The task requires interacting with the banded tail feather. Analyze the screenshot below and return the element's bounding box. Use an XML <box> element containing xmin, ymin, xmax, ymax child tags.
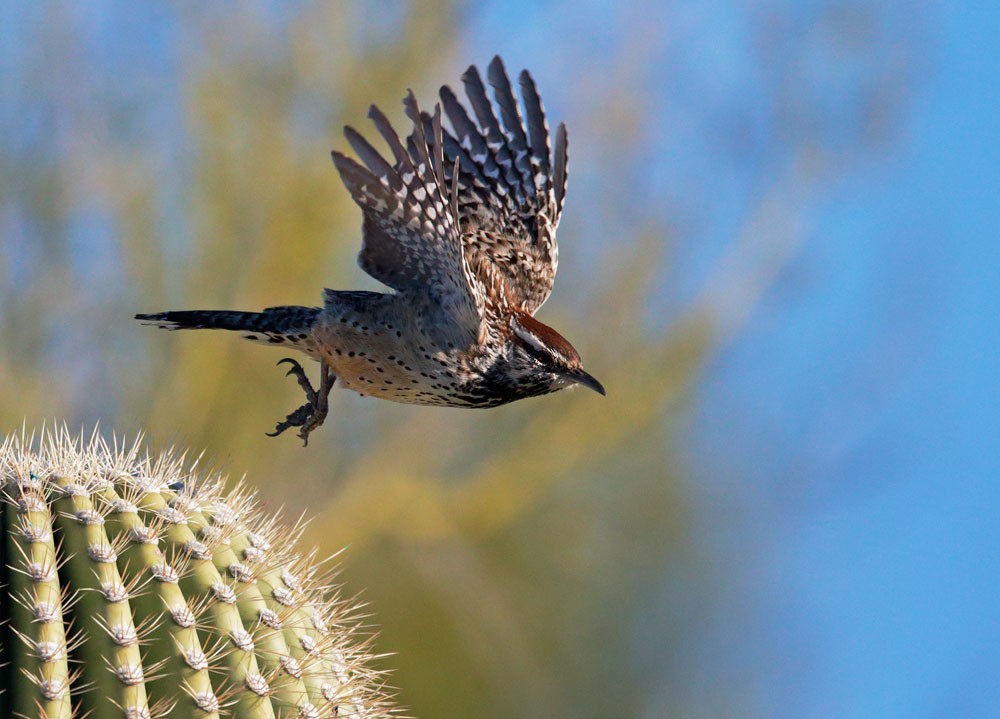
<box><xmin>135</xmin><ymin>306</ymin><xmax>320</xmax><ymax>348</ymax></box>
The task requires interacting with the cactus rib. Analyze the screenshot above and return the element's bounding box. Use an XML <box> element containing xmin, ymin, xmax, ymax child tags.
<box><xmin>0</xmin><ymin>428</ymin><xmax>396</xmax><ymax>719</ymax></box>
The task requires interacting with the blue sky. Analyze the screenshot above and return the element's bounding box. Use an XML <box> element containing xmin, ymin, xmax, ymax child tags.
<box><xmin>690</xmin><ymin>2</ymin><xmax>1000</xmax><ymax>716</ymax></box>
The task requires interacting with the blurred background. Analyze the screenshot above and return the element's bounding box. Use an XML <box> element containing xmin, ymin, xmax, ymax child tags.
<box><xmin>2</xmin><ymin>1</ymin><xmax>998</xmax><ymax>717</ymax></box>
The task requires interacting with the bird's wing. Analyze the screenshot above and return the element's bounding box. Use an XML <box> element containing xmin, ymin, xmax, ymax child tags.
<box><xmin>332</xmin><ymin>95</ymin><xmax>485</xmax><ymax>348</ymax></box>
<box><xmin>431</xmin><ymin>56</ymin><xmax>568</xmax><ymax>315</ymax></box>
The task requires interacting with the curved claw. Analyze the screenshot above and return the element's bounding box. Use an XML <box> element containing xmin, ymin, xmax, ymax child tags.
<box><xmin>276</xmin><ymin>357</ymin><xmax>317</xmax><ymax>402</ymax></box>
<box><xmin>266</xmin><ymin>360</ymin><xmax>336</xmax><ymax>446</ymax></box>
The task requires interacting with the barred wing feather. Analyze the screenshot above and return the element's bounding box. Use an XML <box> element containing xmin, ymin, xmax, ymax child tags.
<box><xmin>436</xmin><ymin>56</ymin><xmax>568</xmax><ymax>315</ymax></box>
<box><xmin>331</xmin><ymin>56</ymin><xmax>568</xmax><ymax>347</ymax></box>
<box><xmin>331</xmin><ymin>96</ymin><xmax>484</xmax><ymax>348</ymax></box>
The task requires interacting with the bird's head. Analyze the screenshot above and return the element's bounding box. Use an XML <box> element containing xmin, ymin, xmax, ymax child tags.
<box><xmin>505</xmin><ymin>312</ymin><xmax>606</xmax><ymax>397</ymax></box>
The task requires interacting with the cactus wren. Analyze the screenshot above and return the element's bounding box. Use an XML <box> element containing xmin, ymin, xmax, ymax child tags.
<box><xmin>137</xmin><ymin>56</ymin><xmax>605</xmax><ymax>444</ymax></box>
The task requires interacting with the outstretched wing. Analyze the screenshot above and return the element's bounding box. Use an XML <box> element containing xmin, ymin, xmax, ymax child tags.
<box><xmin>331</xmin><ymin>95</ymin><xmax>484</xmax><ymax>348</ymax></box>
<box><xmin>433</xmin><ymin>56</ymin><xmax>568</xmax><ymax>315</ymax></box>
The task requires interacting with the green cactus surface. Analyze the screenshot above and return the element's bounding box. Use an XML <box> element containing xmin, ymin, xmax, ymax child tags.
<box><xmin>0</xmin><ymin>428</ymin><xmax>395</xmax><ymax>719</ymax></box>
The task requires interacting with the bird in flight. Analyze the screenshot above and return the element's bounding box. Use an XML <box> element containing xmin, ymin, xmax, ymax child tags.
<box><xmin>137</xmin><ymin>56</ymin><xmax>604</xmax><ymax>445</ymax></box>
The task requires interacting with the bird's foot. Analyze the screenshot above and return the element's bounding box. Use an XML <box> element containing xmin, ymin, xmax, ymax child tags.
<box><xmin>266</xmin><ymin>358</ymin><xmax>335</xmax><ymax>446</ymax></box>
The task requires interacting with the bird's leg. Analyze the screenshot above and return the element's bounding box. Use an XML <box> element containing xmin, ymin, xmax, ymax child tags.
<box><xmin>267</xmin><ymin>358</ymin><xmax>336</xmax><ymax>446</ymax></box>
<box><xmin>267</xmin><ymin>359</ymin><xmax>317</xmax><ymax>440</ymax></box>
<box><xmin>296</xmin><ymin>362</ymin><xmax>334</xmax><ymax>445</ymax></box>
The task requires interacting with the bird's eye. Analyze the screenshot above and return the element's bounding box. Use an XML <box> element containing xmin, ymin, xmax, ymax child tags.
<box><xmin>520</xmin><ymin>340</ymin><xmax>552</xmax><ymax>364</ymax></box>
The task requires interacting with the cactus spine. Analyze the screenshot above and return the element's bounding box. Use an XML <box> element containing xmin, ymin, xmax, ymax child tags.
<box><xmin>0</xmin><ymin>428</ymin><xmax>394</xmax><ymax>719</ymax></box>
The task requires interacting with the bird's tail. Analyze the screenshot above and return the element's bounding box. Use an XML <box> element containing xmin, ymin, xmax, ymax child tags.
<box><xmin>135</xmin><ymin>306</ymin><xmax>321</xmax><ymax>350</ymax></box>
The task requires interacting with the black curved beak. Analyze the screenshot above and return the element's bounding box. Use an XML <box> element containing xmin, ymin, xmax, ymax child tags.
<box><xmin>566</xmin><ymin>368</ymin><xmax>606</xmax><ymax>396</ymax></box>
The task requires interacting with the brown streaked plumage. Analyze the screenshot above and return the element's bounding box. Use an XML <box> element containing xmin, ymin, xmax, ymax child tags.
<box><xmin>136</xmin><ymin>56</ymin><xmax>604</xmax><ymax>445</ymax></box>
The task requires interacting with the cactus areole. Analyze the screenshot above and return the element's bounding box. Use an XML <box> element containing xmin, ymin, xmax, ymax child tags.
<box><xmin>0</xmin><ymin>428</ymin><xmax>394</xmax><ymax>719</ymax></box>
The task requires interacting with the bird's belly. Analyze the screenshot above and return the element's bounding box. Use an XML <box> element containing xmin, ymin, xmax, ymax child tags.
<box><xmin>325</xmin><ymin>353</ymin><xmax>415</xmax><ymax>397</ymax></box>
<box><xmin>314</xmin><ymin>341</ymin><xmax>458</xmax><ymax>406</ymax></box>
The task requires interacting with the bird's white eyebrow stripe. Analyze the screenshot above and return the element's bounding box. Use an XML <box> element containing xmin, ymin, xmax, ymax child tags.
<box><xmin>511</xmin><ymin>317</ymin><xmax>571</xmax><ymax>362</ymax></box>
<box><xmin>511</xmin><ymin>318</ymin><xmax>546</xmax><ymax>352</ymax></box>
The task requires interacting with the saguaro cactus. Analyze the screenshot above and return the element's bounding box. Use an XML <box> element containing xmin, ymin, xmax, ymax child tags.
<box><xmin>0</xmin><ymin>428</ymin><xmax>395</xmax><ymax>719</ymax></box>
